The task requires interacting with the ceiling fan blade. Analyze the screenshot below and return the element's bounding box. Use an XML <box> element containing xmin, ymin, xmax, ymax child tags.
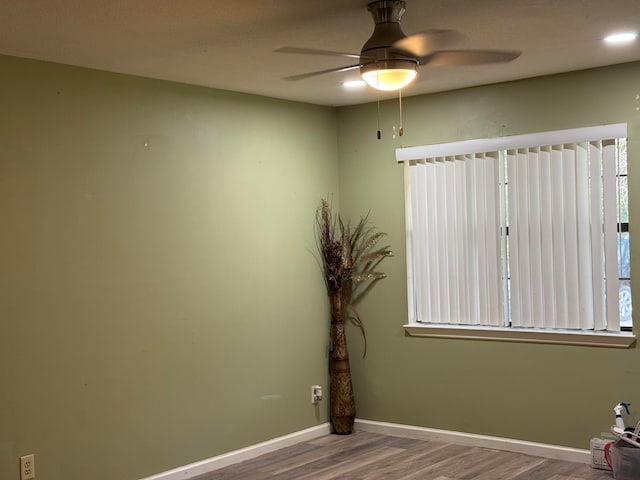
<box><xmin>420</xmin><ymin>50</ymin><xmax>521</xmax><ymax>67</ymax></box>
<box><xmin>392</xmin><ymin>30</ymin><xmax>462</xmax><ymax>57</ymax></box>
<box><xmin>283</xmin><ymin>64</ymin><xmax>362</xmax><ymax>81</ymax></box>
<box><xmin>275</xmin><ymin>46</ymin><xmax>362</xmax><ymax>60</ymax></box>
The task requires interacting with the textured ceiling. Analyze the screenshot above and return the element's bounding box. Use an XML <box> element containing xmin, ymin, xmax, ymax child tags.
<box><xmin>0</xmin><ymin>0</ymin><xmax>639</xmax><ymax>106</ymax></box>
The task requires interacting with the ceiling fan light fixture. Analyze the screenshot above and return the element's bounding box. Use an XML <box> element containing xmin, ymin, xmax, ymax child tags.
<box><xmin>276</xmin><ymin>0</ymin><xmax>521</xmax><ymax>94</ymax></box>
<box><xmin>360</xmin><ymin>60</ymin><xmax>417</xmax><ymax>91</ymax></box>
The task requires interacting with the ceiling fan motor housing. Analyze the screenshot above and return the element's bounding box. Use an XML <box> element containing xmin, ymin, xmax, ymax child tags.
<box><xmin>360</xmin><ymin>0</ymin><xmax>417</xmax><ymax>75</ymax></box>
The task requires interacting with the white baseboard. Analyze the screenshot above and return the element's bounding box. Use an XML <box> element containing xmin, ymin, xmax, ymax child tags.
<box><xmin>355</xmin><ymin>419</ymin><xmax>591</xmax><ymax>464</ymax></box>
<box><xmin>139</xmin><ymin>423</ymin><xmax>331</xmax><ymax>480</ymax></box>
<box><xmin>140</xmin><ymin>418</ymin><xmax>591</xmax><ymax>479</ymax></box>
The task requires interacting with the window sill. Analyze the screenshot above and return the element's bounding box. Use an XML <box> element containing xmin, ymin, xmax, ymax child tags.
<box><xmin>403</xmin><ymin>323</ymin><xmax>636</xmax><ymax>348</ymax></box>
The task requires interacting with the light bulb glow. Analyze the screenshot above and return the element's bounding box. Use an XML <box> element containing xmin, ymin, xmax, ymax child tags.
<box><xmin>361</xmin><ymin>68</ymin><xmax>417</xmax><ymax>91</ymax></box>
<box><xmin>342</xmin><ymin>80</ymin><xmax>367</xmax><ymax>88</ymax></box>
<box><xmin>604</xmin><ymin>32</ymin><xmax>638</xmax><ymax>44</ymax></box>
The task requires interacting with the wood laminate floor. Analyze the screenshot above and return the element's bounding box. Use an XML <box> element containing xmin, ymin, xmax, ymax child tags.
<box><xmin>193</xmin><ymin>431</ymin><xmax>614</xmax><ymax>480</ymax></box>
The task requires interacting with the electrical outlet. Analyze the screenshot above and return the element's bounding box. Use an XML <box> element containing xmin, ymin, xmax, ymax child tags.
<box><xmin>311</xmin><ymin>385</ymin><xmax>323</xmax><ymax>404</ymax></box>
<box><xmin>20</xmin><ymin>454</ymin><xmax>35</xmax><ymax>480</ymax></box>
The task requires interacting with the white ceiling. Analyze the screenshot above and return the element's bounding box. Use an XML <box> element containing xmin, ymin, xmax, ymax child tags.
<box><xmin>1</xmin><ymin>0</ymin><xmax>639</xmax><ymax>107</ymax></box>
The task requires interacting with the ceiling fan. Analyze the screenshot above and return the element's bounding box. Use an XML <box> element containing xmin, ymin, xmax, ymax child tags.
<box><xmin>275</xmin><ymin>0</ymin><xmax>521</xmax><ymax>91</ymax></box>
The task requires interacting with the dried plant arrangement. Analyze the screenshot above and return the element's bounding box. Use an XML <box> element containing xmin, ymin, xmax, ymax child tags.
<box><xmin>315</xmin><ymin>198</ymin><xmax>392</xmax><ymax>434</ymax></box>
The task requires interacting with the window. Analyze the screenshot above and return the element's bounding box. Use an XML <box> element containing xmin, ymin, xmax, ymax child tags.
<box><xmin>617</xmin><ymin>139</ymin><xmax>631</xmax><ymax>328</ymax></box>
<box><xmin>397</xmin><ymin>125</ymin><xmax>632</xmax><ymax>343</ymax></box>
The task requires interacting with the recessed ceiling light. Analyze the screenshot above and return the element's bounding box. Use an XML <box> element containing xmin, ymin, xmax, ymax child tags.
<box><xmin>604</xmin><ymin>32</ymin><xmax>638</xmax><ymax>44</ymax></box>
<box><xmin>342</xmin><ymin>80</ymin><xmax>367</xmax><ymax>88</ymax></box>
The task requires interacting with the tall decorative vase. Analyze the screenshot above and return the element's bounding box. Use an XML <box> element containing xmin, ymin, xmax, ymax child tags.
<box><xmin>329</xmin><ymin>290</ymin><xmax>355</xmax><ymax>434</ymax></box>
<box><xmin>315</xmin><ymin>198</ymin><xmax>391</xmax><ymax>436</ymax></box>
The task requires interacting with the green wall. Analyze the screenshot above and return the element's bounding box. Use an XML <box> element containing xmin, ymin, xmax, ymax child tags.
<box><xmin>0</xmin><ymin>55</ymin><xmax>337</xmax><ymax>480</ymax></box>
<box><xmin>337</xmin><ymin>62</ymin><xmax>640</xmax><ymax>449</ymax></box>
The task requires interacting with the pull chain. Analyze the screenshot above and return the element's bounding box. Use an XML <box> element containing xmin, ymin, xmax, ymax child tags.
<box><xmin>398</xmin><ymin>88</ymin><xmax>404</xmax><ymax>137</ymax></box>
<box><xmin>376</xmin><ymin>87</ymin><xmax>381</xmax><ymax>140</ymax></box>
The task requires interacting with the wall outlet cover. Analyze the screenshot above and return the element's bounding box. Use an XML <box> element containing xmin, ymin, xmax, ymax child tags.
<box><xmin>20</xmin><ymin>454</ymin><xmax>35</xmax><ymax>480</ymax></box>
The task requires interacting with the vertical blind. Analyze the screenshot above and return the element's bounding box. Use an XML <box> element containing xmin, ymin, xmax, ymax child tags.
<box><xmin>400</xmin><ymin>125</ymin><xmax>626</xmax><ymax>331</ymax></box>
<box><xmin>407</xmin><ymin>153</ymin><xmax>503</xmax><ymax>326</ymax></box>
